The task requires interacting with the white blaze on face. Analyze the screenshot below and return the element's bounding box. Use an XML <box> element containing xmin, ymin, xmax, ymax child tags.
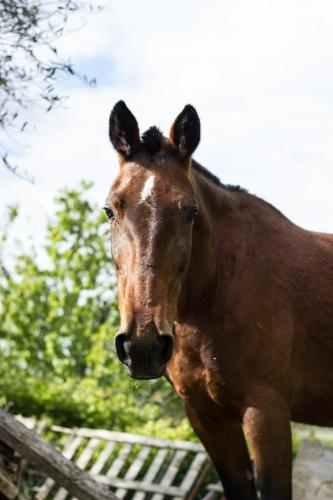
<box><xmin>138</xmin><ymin>174</ymin><xmax>157</xmax><ymax>264</ymax></box>
<box><xmin>140</xmin><ymin>175</ymin><xmax>155</xmax><ymax>203</ymax></box>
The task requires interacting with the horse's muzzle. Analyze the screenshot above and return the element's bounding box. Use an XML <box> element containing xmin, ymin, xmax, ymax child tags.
<box><xmin>114</xmin><ymin>328</ymin><xmax>174</xmax><ymax>380</ymax></box>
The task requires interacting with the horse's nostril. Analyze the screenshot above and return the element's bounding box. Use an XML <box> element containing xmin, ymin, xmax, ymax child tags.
<box><xmin>115</xmin><ymin>329</ymin><xmax>174</xmax><ymax>376</ymax></box>
<box><xmin>115</xmin><ymin>332</ymin><xmax>131</xmax><ymax>365</ymax></box>
<box><xmin>160</xmin><ymin>333</ymin><xmax>174</xmax><ymax>364</ymax></box>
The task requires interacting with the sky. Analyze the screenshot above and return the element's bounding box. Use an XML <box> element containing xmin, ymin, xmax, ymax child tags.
<box><xmin>1</xmin><ymin>0</ymin><xmax>333</xmax><ymax>255</ymax></box>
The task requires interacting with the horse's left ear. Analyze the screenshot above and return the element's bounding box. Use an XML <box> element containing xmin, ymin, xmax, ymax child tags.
<box><xmin>169</xmin><ymin>105</ymin><xmax>200</xmax><ymax>159</ymax></box>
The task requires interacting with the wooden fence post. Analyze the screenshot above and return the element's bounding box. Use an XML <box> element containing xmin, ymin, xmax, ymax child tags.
<box><xmin>0</xmin><ymin>408</ymin><xmax>117</xmax><ymax>500</ymax></box>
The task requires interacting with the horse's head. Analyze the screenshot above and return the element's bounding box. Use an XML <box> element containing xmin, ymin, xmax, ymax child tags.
<box><xmin>105</xmin><ymin>101</ymin><xmax>200</xmax><ymax>379</ymax></box>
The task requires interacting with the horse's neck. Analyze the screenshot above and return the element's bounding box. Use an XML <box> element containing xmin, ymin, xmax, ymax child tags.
<box><xmin>178</xmin><ymin>167</ymin><xmax>289</xmax><ymax>323</ymax></box>
<box><xmin>178</xmin><ymin>170</ymin><xmax>240</xmax><ymax>320</ymax></box>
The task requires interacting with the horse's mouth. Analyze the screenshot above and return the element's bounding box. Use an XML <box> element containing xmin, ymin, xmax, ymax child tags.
<box><xmin>127</xmin><ymin>366</ymin><xmax>166</xmax><ymax>380</ymax></box>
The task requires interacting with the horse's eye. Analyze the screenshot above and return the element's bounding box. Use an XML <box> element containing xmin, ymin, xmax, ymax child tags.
<box><xmin>103</xmin><ymin>206</ymin><xmax>115</xmax><ymax>220</ymax></box>
<box><xmin>186</xmin><ymin>207</ymin><xmax>199</xmax><ymax>221</ymax></box>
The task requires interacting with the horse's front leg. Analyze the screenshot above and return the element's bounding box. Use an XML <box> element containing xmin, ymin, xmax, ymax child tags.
<box><xmin>185</xmin><ymin>404</ymin><xmax>258</xmax><ymax>500</ymax></box>
<box><xmin>243</xmin><ymin>388</ymin><xmax>292</xmax><ymax>500</ymax></box>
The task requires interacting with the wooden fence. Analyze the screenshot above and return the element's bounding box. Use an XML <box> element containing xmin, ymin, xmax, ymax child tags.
<box><xmin>18</xmin><ymin>417</ymin><xmax>214</xmax><ymax>499</ymax></box>
<box><xmin>1</xmin><ymin>411</ymin><xmax>332</xmax><ymax>499</ymax></box>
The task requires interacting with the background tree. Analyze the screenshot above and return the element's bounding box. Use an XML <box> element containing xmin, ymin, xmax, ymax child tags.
<box><xmin>0</xmin><ymin>0</ymin><xmax>99</xmax><ymax>181</ymax></box>
<box><xmin>0</xmin><ymin>183</ymin><xmax>190</xmax><ymax>438</ymax></box>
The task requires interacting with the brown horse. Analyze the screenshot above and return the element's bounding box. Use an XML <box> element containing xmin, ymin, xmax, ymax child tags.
<box><xmin>105</xmin><ymin>101</ymin><xmax>333</xmax><ymax>500</ymax></box>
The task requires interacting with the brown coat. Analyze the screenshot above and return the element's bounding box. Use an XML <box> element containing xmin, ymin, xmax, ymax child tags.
<box><xmin>106</xmin><ymin>101</ymin><xmax>333</xmax><ymax>500</ymax></box>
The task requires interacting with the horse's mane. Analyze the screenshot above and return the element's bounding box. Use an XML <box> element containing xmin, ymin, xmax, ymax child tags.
<box><xmin>141</xmin><ymin>126</ymin><xmax>247</xmax><ymax>194</ymax></box>
<box><xmin>191</xmin><ymin>160</ymin><xmax>247</xmax><ymax>194</ymax></box>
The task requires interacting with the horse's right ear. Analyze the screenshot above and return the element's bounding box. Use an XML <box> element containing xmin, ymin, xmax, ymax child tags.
<box><xmin>109</xmin><ymin>101</ymin><xmax>141</xmax><ymax>158</ymax></box>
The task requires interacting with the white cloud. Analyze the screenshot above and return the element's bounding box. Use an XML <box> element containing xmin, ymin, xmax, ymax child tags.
<box><xmin>1</xmin><ymin>0</ymin><xmax>333</xmax><ymax>255</ymax></box>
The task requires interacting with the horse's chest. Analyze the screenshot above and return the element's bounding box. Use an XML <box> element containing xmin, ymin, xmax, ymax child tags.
<box><xmin>167</xmin><ymin>342</ymin><xmax>235</xmax><ymax>413</ymax></box>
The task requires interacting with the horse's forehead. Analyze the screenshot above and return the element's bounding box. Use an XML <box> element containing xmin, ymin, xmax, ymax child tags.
<box><xmin>111</xmin><ymin>164</ymin><xmax>157</xmax><ymax>199</ymax></box>
<box><xmin>111</xmin><ymin>163</ymin><xmax>143</xmax><ymax>191</ymax></box>
<box><xmin>110</xmin><ymin>161</ymin><xmax>190</xmax><ymax>201</ymax></box>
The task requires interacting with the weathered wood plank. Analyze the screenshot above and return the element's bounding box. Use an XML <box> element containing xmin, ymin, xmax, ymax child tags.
<box><xmin>132</xmin><ymin>448</ymin><xmax>169</xmax><ymax>500</ymax></box>
<box><xmin>93</xmin><ymin>475</ymin><xmax>187</xmax><ymax>496</ymax></box>
<box><xmin>116</xmin><ymin>446</ymin><xmax>151</xmax><ymax>498</ymax></box>
<box><xmin>0</xmin><ymin>409</ymin><xmax>116</xmax><ymax>500</ymax></box>
<box><xmin>293</xmin><ymin>440</ymin><xmax>333</xmax><ymax>500</ymax></box>
<box><xmin>76</xmin><ymin>438</ymin><xmax>100</xmax><ymax>470</ymax></box>
<box><xmin>55</xmin><ymin>438</ymin><xmax>100</xmax><ymax>500</ymax></box>
<box><xmin>185</xmin><ymin>461</ymin><xmax>214</xmax><ymax>500</ymax></box>
<box><xmin>107</xmin><ymin>443</ymin><xmax>132</xmax><ymax>478</ymax></box>
<box><xmin>152</xmin><ymin>450</ymin><xmax>186</xmax><ymax>500</ymax></box>
<box><xmin>89</xmin><ymin>442</ymin><xmax>116</xmax><ymax>475</ymax></box>
<box><xmin>51</xmin><ymin>425</ymin><xmax>203</xmax><ymax>452</ymax></box>
<box><xmin>200</xmin><ymin>491</ymin><xmax>220</xmax><ymax>500</ymax></box>
<box><xmin>0</xmin><ymin>469</ymin><xmax>18</xmax><ymax>499</ymax></box>
<box><xmin>206</xmin><ymin>483</ymin><xmax>223</xmax><ymax>492</ymax></box>
<box><xmin>36</xmin><ymin>435</ymin><xmax>83</xmax><ymax>500</ymax></box>
<box><xmin>177</xmin><ymin>452</ymin><xmax>209</xmax><ymax>499</ymax></box>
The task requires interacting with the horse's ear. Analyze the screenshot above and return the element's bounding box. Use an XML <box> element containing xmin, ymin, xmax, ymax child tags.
<box><xmin>109</xmin><ymin>101</ymin><xmax>141</xmax><ymax>158</ymax></box>
<box><xmin>169</xmin><ymin>105</ymin><xmax>200</xmax><ymax>159</ymax></box>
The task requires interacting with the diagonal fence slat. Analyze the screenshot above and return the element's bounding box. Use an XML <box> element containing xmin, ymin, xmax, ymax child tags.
<box><xmin>176</xmin><ymin>451</ymin><xmax>209</xmax><ymax>499</ymax></box>
<box><xmin>152</xmin><ymin>450</ymin><xmax>187</xmax><ymax>500</ymax></box>
<box><xmin>115</xmin><ymin>446</ymin><xmax>151</xmax><ymax>498</ymax></box>
<box><xmin>106</xmin><ymin>443</ymin><xmax>132</xmax><ymax>478</ymax></box>
<box><xmin>53</xmin><ymin>486</ymin><xmax>69</xmax><ymax>500</ymax></box>
<box><xmin>89</xmin><ymin>441</ymin><xmax>116</xmax><ymax>475</ymax></box>
<box><xmin>54</xmin><ymin>438</ymin><xmax>100</xmax><ymax>500</ymax></box>
<box><xmin>35</xmin><ymin>435</ymin><xmax>83</xmax><ymax>500</ymax></box>
<box><xmin>132</xmin><ymin>448</ymin><xmax>169</xmax><ymax>500</ymax></box>
<box><xmin>75</xmin><ymin>438</ymin><xmax>100</xmax><ymax>469</ymax></box>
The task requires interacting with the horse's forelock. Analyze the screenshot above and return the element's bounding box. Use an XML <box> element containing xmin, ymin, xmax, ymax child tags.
<box><xmin>141</xmin><ymin>126</ymin><xmax>163</xmax><ymax>155</ymax></box>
